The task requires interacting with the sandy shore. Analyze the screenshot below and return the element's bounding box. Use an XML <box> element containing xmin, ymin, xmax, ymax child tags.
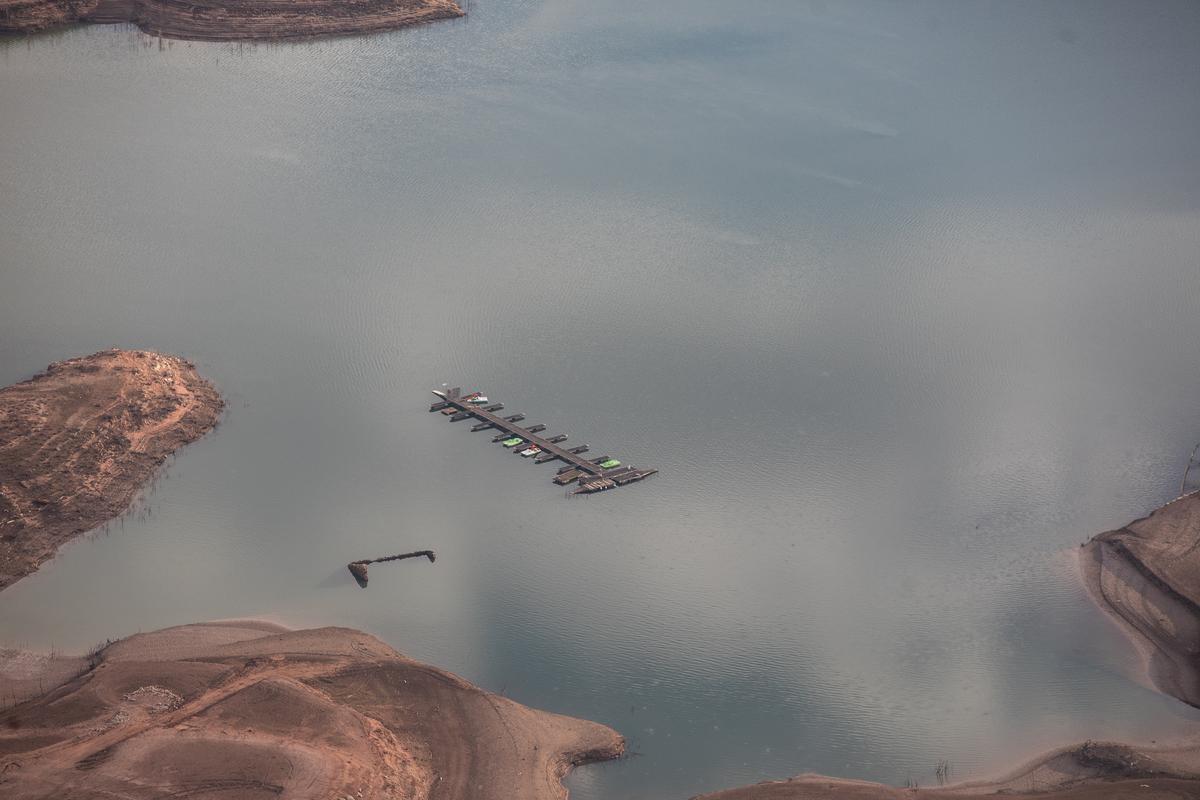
<box><xmin>0</xmin><ymin>621</ymin><xmax>623</xmax><ymax>799</ymax></box>
<box><xmin>0</xmin><ymin>349</ymin><xmax>222</xmax><ymax>592</ymax></box>
<box><xmin>0</xmin><ymin>0</ymin><xmax>462</xmax><ymax>41</ymax></box>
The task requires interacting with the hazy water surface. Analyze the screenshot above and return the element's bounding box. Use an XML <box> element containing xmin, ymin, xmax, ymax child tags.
<box><xmin>3</xmin><ymin>2</ymin><xmax>1200</xmax><ymax>797</ymax></box>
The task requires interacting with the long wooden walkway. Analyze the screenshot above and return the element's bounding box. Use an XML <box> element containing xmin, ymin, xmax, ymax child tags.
<box><xmin>433</xmin><ymin>388</ymin><xmax>605</xmax><ymax>477</ymax></box>
<box><xmin>430</xmin><ymin>387</ymin><xmax>656</xmax><ymax>493</ymax></box>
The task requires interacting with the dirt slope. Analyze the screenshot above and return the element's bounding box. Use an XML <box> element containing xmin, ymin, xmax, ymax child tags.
<box><xmin>0</xmin><ymin>349</ymin><xmax>222</xmax><ymax>591</ymax></box>
<box><xmin>0</xmin><ymin>622</ymin><xmax>624</xmax><ymax>799</ymax></box>
<box><xmin>1081</xmin><ymin>492</ymin><xmax>1200</xmax><ymax>708</ymax></box>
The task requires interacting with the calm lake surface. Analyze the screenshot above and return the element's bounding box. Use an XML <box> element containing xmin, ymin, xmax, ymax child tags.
<box><xmin>3</xmin><ymin>1</ymin><xmax>1200</xmax><ymax>796</ymax></box>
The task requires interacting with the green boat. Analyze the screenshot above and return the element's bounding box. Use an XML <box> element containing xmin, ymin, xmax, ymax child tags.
<box><xmin>501</xmin><ymin>437</ymin><xmax>524</xmax><ymax>447</ymax></box>
<box><xmin>599</xmin><ymin>458</ymin><xmax>621</xmax><ymax>469</ymax></box>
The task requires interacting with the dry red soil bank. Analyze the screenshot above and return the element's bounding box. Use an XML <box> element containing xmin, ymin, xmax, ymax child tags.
<box><xmin>0</xmin><ymin>0</ymin><xmax>461</xmax><ymax>41</ymax></box>
<box><xmin>0</xmin><ymin>349</ymin><xmax>222</xmax><ymax>591</ymax></box>
<box><xmin>0</xmin><ymin>622</ymin><xmax>624</xmax><ymax>800</ymax></box>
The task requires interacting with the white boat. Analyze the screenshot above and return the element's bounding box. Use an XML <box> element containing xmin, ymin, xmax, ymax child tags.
<box><xmin>520</xmin><ymin>446</ymin><xmax>541</xmax><ymax>457</ymax></box>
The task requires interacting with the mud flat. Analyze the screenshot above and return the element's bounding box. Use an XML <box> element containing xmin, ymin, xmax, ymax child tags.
<box><xmin>0</xmin><ymin>0</ymin><xmax>462</xmax><ymax>41</ymax></box>
<box><xmin>0</xmin><ymin>621</ymin><xmax>624</xmax><ymax>799</ymax></box>
<box><xmin>0</xmin><ymin>349</ymin><xmax>222</xmax><ymax>592</ymax></box>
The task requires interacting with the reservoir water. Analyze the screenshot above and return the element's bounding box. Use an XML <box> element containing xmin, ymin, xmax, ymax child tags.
<box><xmin>3</xmin><ymin>1</ymin><xmax>1200</xmax><ymax>796</ymax></box>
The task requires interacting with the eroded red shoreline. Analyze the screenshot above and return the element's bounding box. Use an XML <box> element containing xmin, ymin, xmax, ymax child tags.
<box><xmin>0</xmin><ymin>0</ymin><xmax>462</xmax><ymax>41</ymax></box>
<box><xmin>0</xmin><ymin>349</ymin><xmax>222</xmax><ymax>591</ymax></box>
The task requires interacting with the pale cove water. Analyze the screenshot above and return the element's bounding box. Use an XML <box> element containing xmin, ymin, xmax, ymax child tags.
<box><xmin>3</xmin><ymin>1</ymin><xmax>1200</xmax><ymax>797</ymax></box>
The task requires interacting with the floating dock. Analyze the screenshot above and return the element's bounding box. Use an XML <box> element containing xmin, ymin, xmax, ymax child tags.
<box><xmin>430</xmin><ymin>387</ymin><xmax>656</xmax><ymax>493</ymax></box>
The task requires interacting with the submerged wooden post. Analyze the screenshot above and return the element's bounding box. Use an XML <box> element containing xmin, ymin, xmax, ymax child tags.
<box><xmin>348</xmin><ymin>550</ymin><xmax>436</xmax><ymax>588</ymax></box>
